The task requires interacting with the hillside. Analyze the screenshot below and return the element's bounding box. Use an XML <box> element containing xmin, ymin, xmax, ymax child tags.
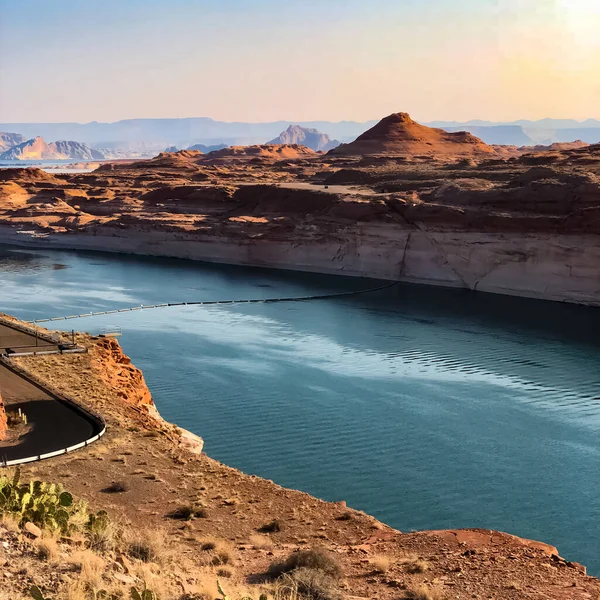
<box><xmin>330</xmin><ymin>113</ymin><xmax>497</xmax><ymax>157</ymax></box>
<box><xmin>268</xmin><ymin>125</ymin><xmax>340</xmax><ymax>152</ymax></box>
<box><xmin>0</xmin><ymin>325</ymin><xmax>596</xmax><ymax>599</ymax></box>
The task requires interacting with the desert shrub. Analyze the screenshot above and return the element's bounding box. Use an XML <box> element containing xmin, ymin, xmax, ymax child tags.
<box><xmin>370</xmin><ymin>554</ymin><xmax>392</xmax><ymax>573</ymax></box>
<box><xmin>35</xmin><ymin>537</ymin><xmax>58</xmax><ymax>562</ymax></box>
<box><xmin>86</xmin><ymin>510</ymin><xmax>118</xmax><ymax>553</ymax></box>
<box><xmin>258</xmin><ymin>519</ymin><xmax>282</xmax><ymax>533</ymax></box>
<box><xmin>127</xmin><ymin>530</ymin><xmax>167</xmax><ymax>564</ymax></box>
<box><xmin>129</xmin><ymin>540</ymin><xmax>157</xmax><ymax>563</ymax></box>
<box><xmin>280</xmin><ymin>568</ymin><xmax>342</xmax><ymax>600</ymax></box>
<box><xmin>268</xmin><ymin>548</ymin><xmax>343</xmax><ymax>580</ymax></box>
<box><xmin>166</xmin><ymin>503</ymin><xmax>206</xmax><ymax>520</ymax></box>
<box><xmin>102</xmin><ymin>480</ymin><xmax>129</xmax><ymax>494</ymax></box>
<box><xmin>399</xmin><ymin>554</ymin><xmax>429</xmax><ymax>574</ymax></box>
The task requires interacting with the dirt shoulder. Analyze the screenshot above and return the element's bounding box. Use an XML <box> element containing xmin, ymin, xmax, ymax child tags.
<box><xmin>1</xmin><ymin>328</ymin><xmax>598</xmax><ymax>599</ymax></box>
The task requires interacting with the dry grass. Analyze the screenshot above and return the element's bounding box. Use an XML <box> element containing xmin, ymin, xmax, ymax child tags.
<box><xmin>249</xmin><ymin>533</ymin><xmax>274</xmax><ymax>550</ymax></box>
<box><xmin>69</xmin><ymin>549</ymin><xmax>106</xmax><ymax>588</ymax></box>
<box><xmin>399</xmin><ymin>553</ymin><xmax>430</xmax><ymax>574</ymax></box>
<box><xmin>34</xmin><ymin>537</ymin><xmax>59</xmax><ymax>562</ymax></box>
<box><xmin>198</xmin><ymin>536</ymin><xmax>235</xmax><ymax>566</ymax></box>
<box><xmin>0</xmin><ymin>513</ymin><xmax>21</xmax><ymax>532</ymax></box>
<box><xmin>126</xmin><ymin>528</ymin><xmax>169</xmax><ymax>564</ymax></box>
<box><xmin>404</xmin><ymin>584</ymin><xmax>445</xmax><ymax>600</ymax></box>
<box><xmin>370</xmin><ymin>554</ymin><xmax>392</xmax><ymax>574</ymax></box>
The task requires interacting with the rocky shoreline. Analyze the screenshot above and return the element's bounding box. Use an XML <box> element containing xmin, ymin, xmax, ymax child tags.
<box><xmin>1</xmin><ymin>224</ymin><xmax>599</xmax><ymax>306</ymax></box>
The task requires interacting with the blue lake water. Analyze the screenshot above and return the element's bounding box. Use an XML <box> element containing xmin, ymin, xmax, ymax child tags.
<box><xmin>1</xmin><ymin>244</ymin><xmax>600</xmax><ymax>572</ymax></box>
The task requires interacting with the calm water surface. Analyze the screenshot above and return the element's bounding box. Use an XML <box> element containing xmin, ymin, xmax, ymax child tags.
<box><xmin>1</xmin><ymin>245</ymin><xmax>600</xmax><ymax>572</ymax></box>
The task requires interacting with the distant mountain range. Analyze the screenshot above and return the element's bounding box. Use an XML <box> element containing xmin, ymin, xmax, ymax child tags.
<box><xmin>0</xmin><ymin>136</ymin><xmax>103</xmax><ymax>160</ymax></box>
<box><xmin>187</xmin><ymin>143</ymin><xmax>229</xmax><ymax>153</ymax></box>
<box><xmin>0</xmin><ymin>117</ymin><xmax>598</xmax><ymax>159</ymax></box>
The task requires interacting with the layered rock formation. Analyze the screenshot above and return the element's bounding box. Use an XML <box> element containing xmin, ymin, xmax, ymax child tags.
<box><xmin>0</xmin><ymin>113</ymin><xmax>599</xmax><ymax>305</ymax></box>
<box><xmin>0</xmin><ymin>136</ymin><xmax>104</xmax><ymax>160</ymax></box>
<box><xmin>267</xmin><ymin>124</ymin><xmax>340</xmax><ymax>151</ymax></box>
<box><xmin>331</xmin><ymin>112</ymin><xmax>497</xmax><ymax>157</ymax></box>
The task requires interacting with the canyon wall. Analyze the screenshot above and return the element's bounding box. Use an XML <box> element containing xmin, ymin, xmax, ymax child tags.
<box><xmin>2</xmin><ymin>225</ymin><xmax>598</xmax><ymax>306</ymax></box>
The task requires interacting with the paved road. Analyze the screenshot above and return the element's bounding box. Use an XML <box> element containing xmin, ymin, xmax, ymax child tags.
<box><xmin>0</xmin><ymin>363</ymin><xmax>100</xmax><ymax>462</ymax></box>
<box><xmin>0</xmin><ymin>322</ymin><xmax>60</xmax><ymax>354</ymax></box>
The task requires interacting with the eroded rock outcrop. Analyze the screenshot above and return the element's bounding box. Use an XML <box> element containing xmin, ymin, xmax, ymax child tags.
<box><xmin>91</xmin><ymin>337</ymin><xmax>155</xmax><ymax>416</ymax></box>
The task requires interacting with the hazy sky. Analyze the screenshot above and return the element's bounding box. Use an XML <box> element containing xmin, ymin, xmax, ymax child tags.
<box><xmin>1</xmin><ymin>0</ymin><xmax>598</xmax><ymax>123</ymax></box>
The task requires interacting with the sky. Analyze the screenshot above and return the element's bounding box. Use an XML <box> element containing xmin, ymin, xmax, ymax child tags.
<box><xmin>0</xmin><ymin>0</ymin><xmax>599</xmax><ymax>124</ymax></box>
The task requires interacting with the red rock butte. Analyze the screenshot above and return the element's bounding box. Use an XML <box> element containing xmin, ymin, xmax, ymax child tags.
<box><xmin>330</xmin><ymin>112</ymin><xmax>496</xmax><ymax>157</ymax></box>
<box><xmin>202</xmin><ymin>144</ymin><xmax>316</xmax><ymax>160</ymax></box>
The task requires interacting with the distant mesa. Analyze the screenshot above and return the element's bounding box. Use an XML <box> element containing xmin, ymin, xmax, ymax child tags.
<box><xmin>267</xmin><ymin>125</ymin><xmax>340</xmax><ymax>152</ymax></box>
<box><xmin>187</xmin><ymin>143</ymin><xmax>228</xmax><ymax>153</ymax></box>
<box><xmin>0</xmin><ymin>136</ymin><xmax>104</xmax><ymax>160</ymax></box>
<box><xmin>330</xmin><ymin>112</ymin><xmax>496</xmax><ymax>157</ymax></box>
<box><xmin>529</xmin><ymin>140</ymin><xmax>590</xmax><ymax>152</ymax></box>
<box><xmin>164</xmin><ymin>145</ymin><xmax>179</xmax><ymax>153</ymax></box>
<box><xmin>200</xmin><ymin>144</ymin><xmax>316</xmax><ymax>161</ymax></box>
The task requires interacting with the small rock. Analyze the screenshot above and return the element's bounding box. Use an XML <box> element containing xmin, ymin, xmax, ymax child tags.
<box><xmin>23</xmin><ymin>523</ymin><xmax>42</xmax><ymax>539</ymax></box>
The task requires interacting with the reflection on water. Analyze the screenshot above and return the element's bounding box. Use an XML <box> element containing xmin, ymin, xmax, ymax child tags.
<box><xmin>0</xmin><ymin>248</ymin><xmax>68</xmax><ymax>274</ymax></box>
<box><xmin>1</xmin><ymin>244</ymin><xmax>600</xmax><ymax>573</ymax></box>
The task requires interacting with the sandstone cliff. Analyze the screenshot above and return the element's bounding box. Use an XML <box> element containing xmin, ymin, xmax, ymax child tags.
<box><xmin>267</xmin><ymin>124</ymin><xmax>340</xmax><ymax>151</ymax></box>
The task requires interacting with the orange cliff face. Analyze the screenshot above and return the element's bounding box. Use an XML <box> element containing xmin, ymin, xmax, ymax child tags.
<box><xmin>91</xmin><ymin>337</ymin><xmax>155</xmax><ymax>416</ymax></box>
<box><xmin>330</xmin><ymin>112</ymin><xmax>497</xmax><ymax>157</ymax></box>
<box><xmin>0</xmin><ymin>389</ymin><xmax>7</xmax><ymax>441</ymax></box>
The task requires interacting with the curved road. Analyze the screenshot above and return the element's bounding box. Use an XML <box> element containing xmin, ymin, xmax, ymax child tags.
<box><xmin>0</xmin><ymin>363</ymin><xmax>101</xmax><ymax>463</ymax></box>
<box><xmin>0</xmin><ymin>320</ymin><xmax>101</xmax><ymax>464</ymax></box>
